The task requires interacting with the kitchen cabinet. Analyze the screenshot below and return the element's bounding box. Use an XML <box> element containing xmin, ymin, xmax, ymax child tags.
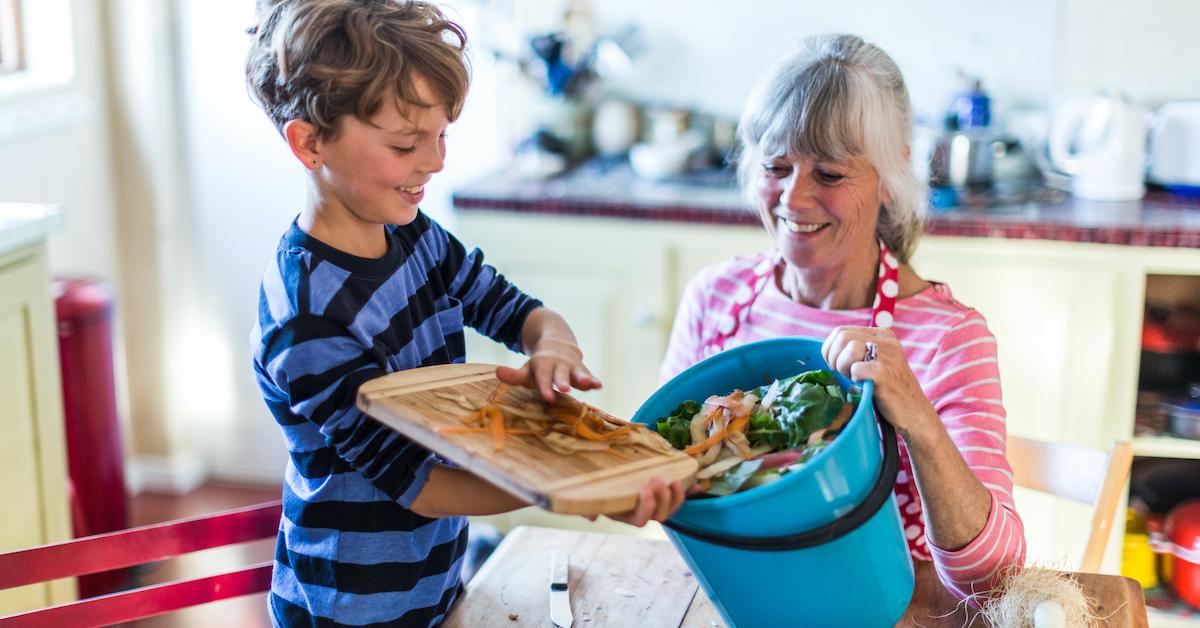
<box><xmin>0</xmin><ymin>205</ymin><xmax>74</xmax><ymax>614</ymax></box>
<box><xmin>455</xmin><ymin>208</ymin><xmax>1200</xmax><ymax>574</ymax></box>
<box><xmin>914</xmin><ymin>237</ymin><xmax>1200</xmax><ymax>580</ymax></box>
<box><xmin>914</xmin><ymin>237</ymin><xmax>1144</xmax><ymax>451</ymax></box>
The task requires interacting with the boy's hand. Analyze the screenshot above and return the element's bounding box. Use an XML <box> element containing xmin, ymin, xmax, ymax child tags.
<box><xmin>584</xmin><ymin>477</ymin><xmax>686</xmax><ymax>527</ymax></box>
<box><xmin>496</xmin><ymin>336</ymin><xmax>602</xmax><ymax>402</ymax></box>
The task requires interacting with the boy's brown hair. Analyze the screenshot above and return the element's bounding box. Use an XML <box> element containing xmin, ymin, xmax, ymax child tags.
<box><xmin>246</xmin><ymin>0</ymin><xmax>469</xmax><ymax>139</ymax></box>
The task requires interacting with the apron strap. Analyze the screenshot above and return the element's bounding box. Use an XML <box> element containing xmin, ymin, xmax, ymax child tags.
<box><xmin>703</xmin><ymin>240</ymin><xmax>900</xmax><ymax>353</ymax></box>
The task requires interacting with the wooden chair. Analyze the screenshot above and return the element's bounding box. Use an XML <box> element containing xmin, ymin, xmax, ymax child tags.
<box><xmin>1006</xmin><ymin>435</ymin><xmax>1134</xmax><ymax>573</ymax></box>
<box><xmin>0</xmin><ymin>500</ymin><xmax>281</xmax><ymax>627</ymax></box>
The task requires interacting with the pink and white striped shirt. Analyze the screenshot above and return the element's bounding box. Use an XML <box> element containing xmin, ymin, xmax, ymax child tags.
<box><xmin>660</xmin><ymin>251</ymin><xmax>1027</xmax><ymax>600</ymax></box>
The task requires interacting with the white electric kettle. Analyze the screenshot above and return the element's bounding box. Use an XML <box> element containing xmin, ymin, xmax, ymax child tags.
<box><xmin>1047</xmin><ymin>93</ymin><xmax>1148</xmax><ymax>201</ymax></box>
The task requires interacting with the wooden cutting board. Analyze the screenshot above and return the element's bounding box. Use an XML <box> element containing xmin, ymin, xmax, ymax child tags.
<box><xmin>356</xmin><ymin>364</ymin><xmax>698</xmax><ymax>515</ymax></box>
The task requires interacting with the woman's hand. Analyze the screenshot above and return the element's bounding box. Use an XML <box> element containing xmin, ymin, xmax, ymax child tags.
<box><xmin>821</xmin><ymin>325</ymin><xmax>938</xmax><ymax>440</ymax></box>
<box><xmin>583</xmin><ymin>477</ymin><xmax>686</xmax><ymax>527</ymax></box>
<box><xmin>823</xmin><ymin>326</ymin><xmax>997</xmax><ymax>552</ymax></box>
<box><xmin>496</xmin><ymin>336</ymin><xmax>602</xmax><ymax>402</ymax></box>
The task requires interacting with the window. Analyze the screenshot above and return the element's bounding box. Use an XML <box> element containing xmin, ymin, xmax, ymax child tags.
<box><xmin>0</xmin><ymin>0</ymin><xmax>22</xmax><ymax>74</ymax></box>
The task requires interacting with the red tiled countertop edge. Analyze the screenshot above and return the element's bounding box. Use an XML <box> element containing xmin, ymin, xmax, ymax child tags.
<box><xmin>453</xmin><ymin>195</ymin><xmax>1200</xmax><ymax>249</ymax></box>
<box><xmin>452</xmin><ymin>196</ymin><xmax>765</xmax><ymax>227</ymax></box>
<box><xmin>922</xmin><ymin>218</ymin><xmax>1200</xmax><ymax>248</ymax></box>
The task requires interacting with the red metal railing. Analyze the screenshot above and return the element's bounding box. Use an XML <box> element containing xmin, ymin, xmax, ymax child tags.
<box><xmin>0</xmin><ymin>500</ymin><xmax>282</xmax><ymax>628</ymax></box>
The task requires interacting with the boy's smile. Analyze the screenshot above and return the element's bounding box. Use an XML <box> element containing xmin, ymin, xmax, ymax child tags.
<box><xmin>293</xmin><ymin>74</ymin><xmax>449</xmax><ymax>259</ymax></box>
<box><xmin>397</xmin><ymin>184</ymin><xmax>426</xmax><ymax>205</ymax></box>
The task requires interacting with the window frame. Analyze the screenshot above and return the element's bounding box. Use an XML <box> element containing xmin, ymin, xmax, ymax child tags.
<box><xmin>0</xmin><ymin>0</ymin><xmax>23</xmax><ymax>74</ymax></box>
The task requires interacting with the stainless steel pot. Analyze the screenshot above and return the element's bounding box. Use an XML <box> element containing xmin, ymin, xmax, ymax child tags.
<box><xmin>930</xmin><ymin>132</ymin><xmax>1039</xmax><ymax>191</ymax></box>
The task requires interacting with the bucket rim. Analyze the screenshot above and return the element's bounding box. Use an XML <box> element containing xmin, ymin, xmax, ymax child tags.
<box><xmin>634</xmin><ymin>336</ymin><xmax>877</xmax><ymax>512</ymax></box>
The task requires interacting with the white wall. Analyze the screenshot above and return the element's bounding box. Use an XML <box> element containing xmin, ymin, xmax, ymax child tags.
<box><xmin>1058</xmin><ymin>0</ymin><xmax>1200</xmax><ymax>105</ymax></box>
<box><xmin>508</xmin><ymin>0</ymin><xmax>1200</xmax><ymax>133</ymax></box>
<box><xmin>174</xmin><ymin>0</ymin><xmax>299</xmax><ymax>480</ymax></box>
<box><xmin>563</xmin><ymin>0</ymin><xmax>1063</xmax><ymax>124</ymax></box>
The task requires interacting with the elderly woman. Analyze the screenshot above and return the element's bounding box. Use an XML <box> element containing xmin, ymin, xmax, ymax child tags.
<box><xmin>660</xmin><ymin>34</ymin><xmax>1025</xmax><ymax>599</ymax></box>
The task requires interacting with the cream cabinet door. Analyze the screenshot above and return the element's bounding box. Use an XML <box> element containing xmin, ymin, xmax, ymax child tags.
<box><xmin>0</xmin><ymin>246</ymin><xmax>73</xmax><ymax>613</ymax></box>
<box><xmin>668</xmin><ymin>227</ymin><xmax>773</xmax><ymax>313</ymax></box>
<box><xmin>913</xmin><ymin>237</ymin><xmax>1139</xmax><ymax>448</ymax></box>
<box><xmin>0</xmin><ymin>295</ymin><xmax>49</xmax><ymax>614</ymax></box>
<box><xmin>457</xmin><ymin>213</ymin><xmax>671</xmax><ymax>419</ymax></box>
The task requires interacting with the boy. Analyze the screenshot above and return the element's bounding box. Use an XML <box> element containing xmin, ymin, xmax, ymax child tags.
<box><xmin>246</xmin><ymin>1</ymin><xmax>683</xmax><ymax>626</ymax></box>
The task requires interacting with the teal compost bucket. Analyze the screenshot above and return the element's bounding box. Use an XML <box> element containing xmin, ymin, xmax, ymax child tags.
<box><xmin>633</xmin><ymin>337</ymin><xmax>915</xmax><ymax>627</ymax></box>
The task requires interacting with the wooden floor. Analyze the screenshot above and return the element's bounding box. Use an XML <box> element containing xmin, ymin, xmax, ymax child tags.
<box><xmin>117</xmin><ymin>482</ymin><xmax>281</xmax><ymax>628</ymax></box>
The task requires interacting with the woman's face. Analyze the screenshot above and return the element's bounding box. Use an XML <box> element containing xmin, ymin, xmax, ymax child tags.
<box><xmin>757</xmin><ymin>153</ymin><xmax>882</xmax><ymax>271</ymax></box>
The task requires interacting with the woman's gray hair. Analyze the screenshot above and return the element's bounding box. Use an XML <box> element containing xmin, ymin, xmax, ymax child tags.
<box><xmin>736</xmin><ymin>34</ymin><xmax>926</xmax><ymax>263</ymax></box>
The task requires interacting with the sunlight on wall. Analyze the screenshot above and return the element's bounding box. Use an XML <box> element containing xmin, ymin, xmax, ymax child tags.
<box><xmin>170</xmin><ymin>317</ymin><xmax>236</xmax><ymax>437</ymax></box>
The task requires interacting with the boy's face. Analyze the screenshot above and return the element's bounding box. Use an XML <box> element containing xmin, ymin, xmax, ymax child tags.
<box><xmin>316</xmin><ymin>75</ymin><xmax>449</xmax><ymax>228</ymax></box>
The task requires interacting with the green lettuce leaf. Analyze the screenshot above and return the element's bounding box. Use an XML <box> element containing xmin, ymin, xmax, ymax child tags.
<box><xmin>704</xmin><ymin>459</ymin><xmax>764</xmax><ymax>496</ymax></box>
<box><xmin>749</xmin><ymin>370</ymin><xmax>850</xmax><ymax>450</ymax></box>
<box><xmin>655</xmin><ymin>400</ymin><xmax>700</xmax><ymax>450</ymax></box>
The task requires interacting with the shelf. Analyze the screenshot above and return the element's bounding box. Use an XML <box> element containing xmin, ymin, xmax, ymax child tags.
<box><xmin>1132</xmin><ymin>435</ymin><xmax>1200</xmax><ymax>459</ymax></box>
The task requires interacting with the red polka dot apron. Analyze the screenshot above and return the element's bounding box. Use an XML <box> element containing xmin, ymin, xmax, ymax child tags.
<box><xmin>699</xmin><ymin>240</ymin><xmax>931</xmax><ymax>560</ymax></box>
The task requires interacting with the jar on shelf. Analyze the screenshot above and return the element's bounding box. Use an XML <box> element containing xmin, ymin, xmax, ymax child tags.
<box><xmin>1164</xmin><ymin>500</ymin><xmax>1200</xmax><ymax>609</ymax></box>
<box><xmin>1123</xmin><ymin>508</ymin><xmax>1159</xmax><ymax>589</ymax></box>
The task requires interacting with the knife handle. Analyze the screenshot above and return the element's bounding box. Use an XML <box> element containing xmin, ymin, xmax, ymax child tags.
<box><xmin>550</xmin><ymin>551</ymin><xmax>569</xmax><ymax>589</ymax></box>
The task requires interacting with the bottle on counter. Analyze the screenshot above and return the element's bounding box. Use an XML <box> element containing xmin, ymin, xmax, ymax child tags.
<box><xmin>1123</xmin><ymin>507</ymin><xmax>1159</xmax><ymax>590</ymax></box>
<box><xmin>928</xmin><ymin>76</ymin><xmax>996</xmax><ymax>209</ymax></box>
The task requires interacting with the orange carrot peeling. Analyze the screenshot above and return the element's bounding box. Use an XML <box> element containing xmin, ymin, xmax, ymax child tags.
<box><xmin>486</xmin><ymin>406</ymin><xmax>506</xmax><ymax>449</ymax></box>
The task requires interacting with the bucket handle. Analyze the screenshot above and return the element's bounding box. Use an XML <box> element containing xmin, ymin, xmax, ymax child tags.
<box><xmin>663</xmin><ymin>410</ymin><xmax>901</xmax><ymax>551</ymax></box>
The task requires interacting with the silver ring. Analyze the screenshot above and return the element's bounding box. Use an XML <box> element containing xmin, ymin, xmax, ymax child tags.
<box><xmin>863</xmin><ymin>342</ymin><xmax>878</xmax><ymax>362</ymax></box>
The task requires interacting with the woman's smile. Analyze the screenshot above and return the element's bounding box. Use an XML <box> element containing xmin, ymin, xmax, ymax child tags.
<box><xmin>775</xmin><ymin>214</ymin><xmax>831</xmax><ymax>236</ymax></box>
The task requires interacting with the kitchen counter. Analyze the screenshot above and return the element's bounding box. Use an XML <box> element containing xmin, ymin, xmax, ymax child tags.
<box><xmin>444</xmin><ymin>526</ymin><xmax>1148</xmax><ymax>627</ymax></box>
<box><xmin>0</xmin><ymin>203</ymin><xmax>62</xmax><ymax>257</ymax></box>
<box><xmin>453</xmin><ymin>166</ymin><xmax>1200</xmax><ymax>248</ymax></box>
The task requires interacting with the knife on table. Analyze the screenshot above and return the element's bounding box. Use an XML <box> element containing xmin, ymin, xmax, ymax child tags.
<box><xmin>549</xmin><ymin>551</ymin><xmax>573</xmax><ymax>628</ymax></box>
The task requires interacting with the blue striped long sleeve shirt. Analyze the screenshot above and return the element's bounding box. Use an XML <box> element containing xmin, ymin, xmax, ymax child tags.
<box><xmin>252</xmin><ymin>213</ymin><xmax>542</xmax><ymax>627</ymax></box>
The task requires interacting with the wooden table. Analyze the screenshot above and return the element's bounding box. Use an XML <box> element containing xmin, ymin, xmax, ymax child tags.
<box><xmin>443</xmin><ymin>526</ymin><xmax>1148</xmax><ymax>627</ymax></box>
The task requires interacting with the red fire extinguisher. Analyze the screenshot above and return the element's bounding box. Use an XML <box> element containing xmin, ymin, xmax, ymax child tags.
<box><xmin>53</xmin><ymin>277</ymin><xmax>129</xmax><ymax>597</ymax></box>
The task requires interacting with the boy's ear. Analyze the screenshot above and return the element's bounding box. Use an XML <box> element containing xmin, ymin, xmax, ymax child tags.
<box><xmin>283</xmin><ymin>119</ymin><xmax>322</xmax><ymax>170</ymax></box>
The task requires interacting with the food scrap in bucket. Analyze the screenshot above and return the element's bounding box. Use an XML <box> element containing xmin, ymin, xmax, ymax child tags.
<box><xmin>653</xmin><ymin>370</ymin><xmax>858</xmax><ymax>497</ymax></box>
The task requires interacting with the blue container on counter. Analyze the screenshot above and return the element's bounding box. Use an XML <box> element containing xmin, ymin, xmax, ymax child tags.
<box><xmin>632</xmin><ymin>337</ymin><xmax>914</xmax><ymax>627</ymax></box>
